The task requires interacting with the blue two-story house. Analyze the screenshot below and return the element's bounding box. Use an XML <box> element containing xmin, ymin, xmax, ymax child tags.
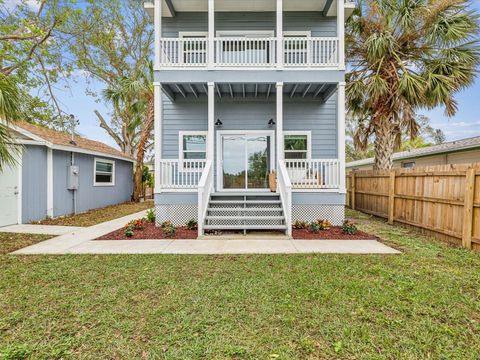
<box><xmin>145</xmin><ymin>0</ymin><xmax>353</xmax><ymax>236</ymax></box>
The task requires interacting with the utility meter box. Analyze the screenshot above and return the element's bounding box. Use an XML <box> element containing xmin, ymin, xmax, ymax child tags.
<box><xmin>68</xmin><ymin>165</ymin><xmax>79</xmax><ymax>190</ymax></box>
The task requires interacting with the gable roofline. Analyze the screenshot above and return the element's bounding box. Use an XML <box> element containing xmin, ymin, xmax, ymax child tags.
<box><xmin>346</xmin><ymin>136</ymin><xmax>480</xmax><ymax>168</ymax></box>
<box><xmin>10</xmin><ymin>122</ymin><xmax>135</xmax><ymax>163</ymax></box>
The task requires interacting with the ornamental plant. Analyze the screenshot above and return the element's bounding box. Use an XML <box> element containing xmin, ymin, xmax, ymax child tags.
<box><xmin>309</xmin><ymin>221</ymin><xmax>321</xmax><ymax>233</ymax></box>
<box><xmin>342</xmin><ymin>220</ymin><xmax>358</xmax><ymax>235</ymax></box>
<box><xmin>316</xmin><ymin>219</ymin><xmax>332</xmax><ymax>231</ymax></box>
<box><xmin>162</xmin><ymin>221</ymin><xmax>176</xmax><ymax>238</ymax></box>
<box><xmin>186</xmin><ymin>219</ymin><xmax>198</xmax><ymax>230</ymax></box>
<box><xmin>146</xmin><ymin>208</ymin><xmax>156</xmax><ymax>223</ymax></box>
<box><xmin>293</xmin><ymin>220</ymin><xmax>308</xmax><ymax>229</ymax></box>
<box><xmin>124</xmin><ymin>224</ymin><xmax>135</xmax><ymax>238</ymax></box>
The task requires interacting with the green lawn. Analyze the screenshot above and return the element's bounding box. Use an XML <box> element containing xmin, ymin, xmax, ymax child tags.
<box><xmin>0</xmin><ymin>233</ymin><xmax>52</xmax><ymax>255</ymax></box>
<box><xmin>1</xmin><ymin>210</ymin><xmax>479</xmax><ymax>359</ymax></box>
<box><xmin>36</xmin><ymin>200</ymin><xmax>153</xmax><ymax>227</ymax></box>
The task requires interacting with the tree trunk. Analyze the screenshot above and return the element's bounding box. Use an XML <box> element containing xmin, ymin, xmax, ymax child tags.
<box><xmin>132</xmin><ymin>98</ymin><xmax>154</xmax><ymax>202</ymax></box>
<box><xmin>373</xmin><ymin>119</ymin><xmax>397</xmax><ymax>170</ymax></box>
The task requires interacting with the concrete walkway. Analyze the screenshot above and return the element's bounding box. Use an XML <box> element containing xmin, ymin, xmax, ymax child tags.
<box><xmin>10</xmin><ymin>209</ymin><xmax>400</xmax><ymax>255</ymax></box>
<box><xmin>1</xmin><ymin>224</ymin><xmax>84</xmax><ymax>236</ymax></box>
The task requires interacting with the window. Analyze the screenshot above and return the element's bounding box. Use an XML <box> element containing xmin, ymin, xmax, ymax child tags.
<box><xmin>179</xmin><ymin>131</ymin><xmax>207</xmax><ymax>170</ymax></box>
<box><xmin>94</xmin><ymin>158</ymin><xmax>115</xmax><ymax>186</ymax></box>
<box><xmin>402</xmin><ymin>161</ymin><xmax>415</xmax><ymax>169</ymax></box>
<box><xmin>284</xmin><ymin>132</ymin><xmax>311</xmax><ymax>159</ymax></box>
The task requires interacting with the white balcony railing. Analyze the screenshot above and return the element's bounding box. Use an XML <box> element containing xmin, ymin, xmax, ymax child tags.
<box><xmin>284</xmin><ymin>159</ymin><xmax>340</xmax><ymax>189</ymax></box>
<box><xmin>158</xmin><ymin>37</ymin><xmax>339</xmax><ymax>67</ymax></box>
<box><xmin>158</xmin><ymin>159</ymin><xmax>206</xmax><ymax>189</ymax></box>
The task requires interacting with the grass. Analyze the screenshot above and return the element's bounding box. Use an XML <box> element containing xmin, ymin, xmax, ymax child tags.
<box><xmin>1</xmin><ymin>209</ymin><xmax>479</xmax><ymax>359</ymax></box>
<box><xmin>36</xmin><ymin>200</ymin><xmax>153</xmax><ymax>227</ymax></box>
<box><xmin>0</xmin><ymin>233</ymin><xmax>52</xmax><ymax>255</ymax></box>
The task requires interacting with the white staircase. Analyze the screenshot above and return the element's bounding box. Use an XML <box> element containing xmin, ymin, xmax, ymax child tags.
<box><xmin>203</xmin><ymin>193</ymin><xmax>287</xmax><ymax>232</ymax></box>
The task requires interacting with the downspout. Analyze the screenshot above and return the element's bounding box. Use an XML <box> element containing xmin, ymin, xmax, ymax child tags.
<box><xmin>71</xmin><ymin>152</ymin><xmax>77</xmax><ymax>214</ymax></box>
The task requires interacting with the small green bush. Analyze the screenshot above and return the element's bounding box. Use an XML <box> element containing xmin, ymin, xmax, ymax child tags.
<box><xmin>162</xmin><ymin>221</ymin><xmax>176</xmax><ymax>238</ymax></box>
<box><xmin>309</xmin><ymin>221</ymin><xmax>321</xmax><ymax>233</ymax></box>
<box><xmin>124</xmin><ymin>224</ymin><xmax>134</xmax><ymax>238</ymax></box>
<box><xmin>342</xmin><ymin>220</ymin><xmax>358</xmax><ymax>235</ymax></box>
<box><xmin>161</xmin><ymin>220</ymin><xmax>173</xmax><ymax>230</ymax></box>
<box><xmin>186</xmin><ymin>219</ymin><xmax>198</xmax><ymax>230</ymax></box>
<box><xmin>293</xmin><ymin>220</ymin><xmax>308</xmax><ymax>229</ymax></box>
<box><xmin>146</xmin><ymin>208</ymin><xmax>156</xmax><ymax>223</ymax></box>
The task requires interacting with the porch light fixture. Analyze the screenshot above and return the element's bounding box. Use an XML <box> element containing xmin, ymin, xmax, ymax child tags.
<box><xmin>268</xmin><ymin>118</ymin><xmax>276</xmax><ymax>126</ymax></box>
<box><xmin>215</xmin><ymin>119</ymin><xmax>223</xmax><ymax>126</ymax></box>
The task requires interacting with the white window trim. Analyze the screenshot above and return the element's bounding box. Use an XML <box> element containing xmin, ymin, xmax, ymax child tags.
<box><xmin>93</xmin><ymin>158</ymin><xmax>115</xmax><ymax>187</ymax></box>
<box><xmin>283</xmin><ymin>131</ymin><xmax>312</xmax><ymax>159</ymax></box>
<box><xmin>283</xmin><ymin>31</ymin><xmax>311</xmax><ymax>37</ymax></box>
<box><xmin>178</xmin><ymin>31</ymin><xmax>208</xmax><ymax>38</ymax></box>
<box><xmin>216</xmin><ymin>30</ymin><xmax>275</xmax><ymax>37</ymax></box>
<box><xmin>179</xmin><ymin>131</ymin><xmax>208</xmax><ymax>172</ymax></box>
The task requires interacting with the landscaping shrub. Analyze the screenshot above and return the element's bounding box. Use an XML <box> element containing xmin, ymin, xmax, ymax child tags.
<box><xmin>293</xmin><ymin>220</ymin><xmax>308</xmax><ymax>229</ymax></box>
<box><xmin>162</xmin><ymin>221</ymin><xmax>176</xmax><ymax>238</ymax></box>
<box><xmin>146</xmin><ymin>208</ymin><xmax>156</xmax><ymax>223</ymax></box>
<box><xmin>316</xmin><ymin>219</ymin><xmax>332</xmax><ymax>231</ymax></box>
<box><xmin>342</xmin><ymin>220</ymin><xmax>358</xmax><ymax>235</ymax></box>
<box><xmin>309</xmin><ymin>221</ymin><xmax>321</xmax><ymax>233</ymax></box>
<box><xmin>124</xmin><ymin>224</ymin><xmax>135</xmax><ymax>238</ymax></box>
<box><xmin>186</xmin><ymin>219</ymin><xmax>198</xmax><ymax>230</ymax></box>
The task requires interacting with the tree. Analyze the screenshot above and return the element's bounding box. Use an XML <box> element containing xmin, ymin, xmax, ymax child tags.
<box><xmin>104</xmin><ymin>61</ymin><xmax>154</xmax><ymax>202</ymax></box>
<box><xmin>0</xmin><ymin>74</ymin><xmax>22</xmax><ymax>169</ymax></box>
<box><xmin>346</xmin><ymin>0</ymin><xmax>479</xmax><ymax>169</ymax></box>
<box><xmin>66</xmin><ymin>0</ymin><xmax>153</xmax><ymax>157</ymax></box>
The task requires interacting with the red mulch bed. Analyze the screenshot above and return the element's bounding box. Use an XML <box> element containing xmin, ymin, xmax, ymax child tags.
<box><xmin>292</xmin><ymin>226</ymin><xmax>376</xmax><ymax>240</ymax></box>
<box><xmin>97</xmin><ymin>222</ymin><xmax>198</xmax><ymax>240</ymax></box>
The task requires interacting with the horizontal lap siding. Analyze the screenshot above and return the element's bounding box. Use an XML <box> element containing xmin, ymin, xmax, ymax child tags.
<box><xmin>53</xmin><ymin>150</ymin><xmax>73</xmax><ymax>217</ymax></box>
<box><xmin>162</xmin><ymin>12</ymin><xmax>336</xmax><ymax>37</ymax></box>
<box><xmin>22</xmin><ymin>145</ymin><xmax>48</xmax><ymax>223</ymax></box>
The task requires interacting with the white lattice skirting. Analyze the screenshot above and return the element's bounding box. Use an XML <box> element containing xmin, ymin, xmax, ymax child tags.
<box><xmin>292</xmin><ymin>205</ymin><xmax>345</xmax><ymax>226</ymax></box>
<box><xmin>155</xmin><ymin>204</ymin><xmax>197</xmax><ymax>226</ymax></box>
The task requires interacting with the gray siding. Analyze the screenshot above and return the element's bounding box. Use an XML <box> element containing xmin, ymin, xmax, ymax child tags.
<box><xmin>162</xmin><ymin>12</ymin><xmax>337</xmax><ymax>37</ymax></box>
<box><xmin>161</xmin><ymin>95</ymin><xmax>338</xmax><ymax>160</ymax></box>
<box><xmin>22</xmin><ymin>145</ymin><xmax>47</xmax><ymax>223</ymax></box>
<box><xmin>52</xmin><ymin>150</ymin><xmax>73</xmax><ymax>217</ymax></box>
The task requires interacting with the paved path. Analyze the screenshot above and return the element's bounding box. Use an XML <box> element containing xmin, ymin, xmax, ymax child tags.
<box><xmin>10</xmin><ymin>209</ymin><xmax>400</xmax><ymax>255</ymax></box>
<box><xmin>0</xmin><ymin>224</ymin><xmax>84</xmax><ymax>236</ymax></box>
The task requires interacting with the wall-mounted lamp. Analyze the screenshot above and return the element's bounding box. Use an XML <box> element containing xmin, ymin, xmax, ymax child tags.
<box><xmin>268</xmin><ymin>118</ymin><xmax>276</xmax><ymax>126</ymax></box>
<box><xmin>215</xmin><ymin>119</ymin><xmax>223</xmax><ymax>126</ymax></box>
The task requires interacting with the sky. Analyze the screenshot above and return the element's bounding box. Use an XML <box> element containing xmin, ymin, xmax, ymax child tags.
<box><xmin>19</xmin><ymin>0</ymin><xmax>480</xmax><ymax>149</ymax></box>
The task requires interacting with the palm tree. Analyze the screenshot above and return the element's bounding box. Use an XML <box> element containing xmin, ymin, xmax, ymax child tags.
<box><xmin>0</xmin><ymin>74</ymin><xmax>22</xmax><ymax>170</ymax></box>
<box><xmin>346</xmin><ymin>0</ymin><xmax>479</xmax><ymax>169</ymax></box>
<box><xmin>104</xmin><ymin>61</ymin><xmax>154</xmax><ymax>202</ymax></box>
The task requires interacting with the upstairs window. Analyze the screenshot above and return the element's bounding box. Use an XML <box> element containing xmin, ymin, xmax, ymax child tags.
<box><xmin>284</xmin><ymin>132</ymin><xmax>311</xmax><ymax>159</ymax></box>
<box><xmin>94</xmin><ymin>158</ymin><xmax>115</xmax><ymax>186</ymax></box>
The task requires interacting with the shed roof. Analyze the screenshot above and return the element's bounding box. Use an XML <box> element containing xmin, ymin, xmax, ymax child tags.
<box><xmin>14</xmin><ymin>121</ymin><xmax>134</xmax><ymax>162</ymax></box>
<box><xmin>346</xmin><ymin>136</ymin><xmax>480</xmax><ymax>168</ymax></box>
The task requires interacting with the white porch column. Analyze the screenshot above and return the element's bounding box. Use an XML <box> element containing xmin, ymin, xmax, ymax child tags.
<box><xmin>276</xmin><ymin>0</ymin><xmax>283</xmax><ymax>68</ymax></box>
<box><xmin>337</xmin><ymin>0</ymin><xmax>345</xmax><ymax>69</ymax></box>
<box><xmin>208</xmin><ymin>0</ymin><xmax>215</xmax><ymax>68</ymax></box>
<box><xmin>154</xmin><ymin>0</ymin><xmax>162</xmax><ymax>69</ymax></box>
<box><xmin>154</xmin><ymin>82</ymin><xmax>162</xmax><ymax>192</ymax></box>
<box><xmin>46</xmin><ymin>147</ymin><xmax>53</xmax><ymax>218</ymax></box>
<box><xmin>207</xmin><ymin>82</ymin><xmax>215</xmax><ymax>160</ymax></box>
<box><xmin>337</xmin><ymin>82</ymin><xmax>346</xmax><ymax>193</ymax></box>
<box><xmin>276</xmin><ymin>82</ymin><xmax>284</xmax><ymax>165</ymax></box>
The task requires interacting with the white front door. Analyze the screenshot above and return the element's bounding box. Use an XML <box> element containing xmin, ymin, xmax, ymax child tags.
<box><xmin>217</xmin><ymin>131</ymin><xmax>275</xmax><ymax>191</ymax></box>
<box><xmin>0</xmin><ymin>163</ymin><xmax>19</xmax><ymax>226</ymax></box>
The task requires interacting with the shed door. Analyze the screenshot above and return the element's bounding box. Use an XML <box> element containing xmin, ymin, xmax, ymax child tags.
<box><xmin>0</xmin><ymin>163</ymin><xmax>19</xmax><ymax>226</ymax></box>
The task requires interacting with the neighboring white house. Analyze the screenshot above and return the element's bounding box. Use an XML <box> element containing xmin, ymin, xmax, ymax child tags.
<box><xmin>0</xmin><ymin>122</ymin><xmax>134</xmax><ymax>227</ymax></box>
<box><xmin>145</xmin><ymin>0</ymin><xmax>353</xmax><ymax>235</ymax></box>
<box><xmin>347</xmin><ymin>136</ymin><xmax>480</xmax><ymax>172</ymax></box>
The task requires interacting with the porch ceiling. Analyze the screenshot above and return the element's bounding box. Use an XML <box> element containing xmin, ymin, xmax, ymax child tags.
<box><xmin>162</xmin><ymin>83</ymin><xmax>338</xmax><ymax>102</ymax></box>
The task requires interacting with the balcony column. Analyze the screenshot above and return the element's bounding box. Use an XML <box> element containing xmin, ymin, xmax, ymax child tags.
<box><xmin>207</xmin><ymin>82</ymin><xmax>215</xmax><ymax>161</ymax></box>
<box><xmin>154</xmin><ymin>0</ymin><xmax>162</xmax><ymax>69</ymax></box>
<box><xmin>276</xmin><ymin>0</ymin><xmax>283</xmax><ymax>68</ymax></box>
<box><xmin>154</xmin><ymin>82</ymin><xmax>162</xmax><ymax>192</ymax></box>
<box><xmin>337</xmin><ymin>0</ymin><xmax>345</xmax><ymax>69</ymax></box>
<box><xmin>276</xmin><ymin>82</ymin><xmax>284</xmax><ymax>166</ymax></box>
<box><xmin>337</xmin><ymin>82</ymin><xmax>346</xmax><ymax>193</ymax></box>
<box><xmin>208</xmin><ymin>0</ymin><xmax>215</xmax><ymax>68</ymax></box>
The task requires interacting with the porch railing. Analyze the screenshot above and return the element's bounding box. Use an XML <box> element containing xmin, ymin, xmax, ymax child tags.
<box><xmin>284</xmin><ymin>159</ymin><xmax>341</xmax><ymax>189</ymax></box>
<box><xmin>277</xmin><ymin>160</ymin><xmax>292</xmax><ymax>236</ymax></box>
<box><xmin>197</xmin><ymin>160</ymin><xmax>213</xmax><ymax>236</ymax></box>
<box><xmin>158</xmin><ymin>159</ymin><xmax>206</xmax><ymax>189</ymax></box>
<box><xmin>158</xmin><ymin>37</ymin><xmax>339</xmax><ymax>67</ymax></box>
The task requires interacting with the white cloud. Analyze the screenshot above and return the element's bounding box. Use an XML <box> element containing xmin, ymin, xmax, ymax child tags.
<box><xmin>3</xmin><ymin>0</ymin><xmax>41</xmax><ymax>12</ymax></box>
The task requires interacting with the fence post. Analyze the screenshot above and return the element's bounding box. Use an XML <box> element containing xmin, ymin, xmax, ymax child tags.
<box><xmin>351</xmin><ymin>172</ymin><xmax>356</xmax><ymax>210</ymax></box>
<box><xmin>388</xmin><ymin>170</ymin><xmax>396</xmax><ymax>224</ymax></box>
<box><xmin>462</xmin><ymin>167</ymin><xmax>475</xmax><ymax>249</ymax></box>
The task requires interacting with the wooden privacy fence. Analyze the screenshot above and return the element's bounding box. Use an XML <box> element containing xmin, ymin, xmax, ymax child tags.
<box><xmin>346</xmin><ymin>163</ymin><xmax>480</xmax><ymax>251</ymax></box>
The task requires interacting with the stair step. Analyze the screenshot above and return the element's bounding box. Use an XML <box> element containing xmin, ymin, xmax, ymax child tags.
<box><xmin>211</xmin><ymin>192</ymin><xmax>279</xmax><ymax>197</ymax></box>
<box><xmin>206</xmin><ymin>215</ymin><xmax>285</xmax><ymax>221</ymax></box>
<box><xmin>209</xmin><ymin>200</ymin><xmax>281</xmax><ymax>205</ymax></box>
<box><xmin>207</xmin><ymin>207</ymin><xmax>283</xmax><ymax>212</ymax></box>
<box><xmin>204</xmin><ymin>224</ymin><xmax>288</xmax><ymax>230</ymax></box>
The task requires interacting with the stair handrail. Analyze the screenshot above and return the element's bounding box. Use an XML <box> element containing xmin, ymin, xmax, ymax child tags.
<box><xmin>277</xmin><ymin>160</ymin><xmax>292</xmax><ymax>236</ymax></box>
<box><xmin>197</xmin><ymin>160</ymin><xmax>213</xmax><ymax>236</ymax></box>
